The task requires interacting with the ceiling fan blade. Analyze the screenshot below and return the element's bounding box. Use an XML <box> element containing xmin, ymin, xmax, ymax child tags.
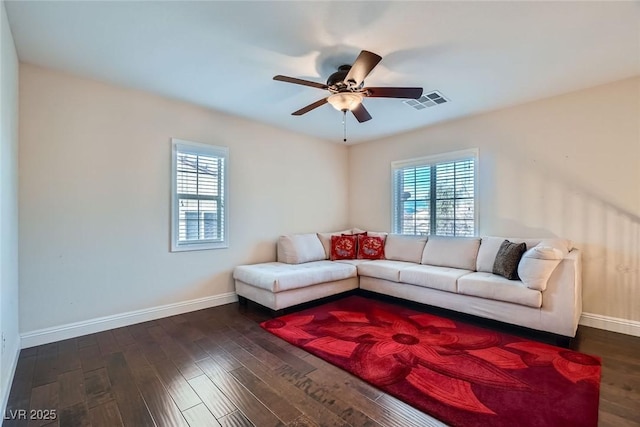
<box><xmin>344</xmin><ymin>50</ymin><xmax>382</xmax><ymax>86</ymax></box>
<box><xmin>273</xmin><ymin>75</ymin><xmax>328</xmax><ymax>90</ymax></box>
<box><xmin>351</xmin><ymin>103</ymin><xmax>372</xmax><ymax>123</ymax></box>
<box><xmin>292</xmin><ymin>98</ymin><xmax>328</xmax><ymax>115</ymax></box>
<box><xmin>364</xmin><ymin>87</ymin><xmax>423</xmax><ymax>99</ymax></box>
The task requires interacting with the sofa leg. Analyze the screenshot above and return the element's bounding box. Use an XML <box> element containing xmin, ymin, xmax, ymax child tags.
<box><xmin>238</xmin><ymin>295</ymin><xmax>248</xmax><ymax>306</ymax></box>
<box><xmin>555</xmin><ymin>335</ymin><xmax>572</xmax><ymax>348</ymax></box>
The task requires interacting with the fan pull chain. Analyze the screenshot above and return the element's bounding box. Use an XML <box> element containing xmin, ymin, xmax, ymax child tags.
<box><xmin>343</xmin><ymin>110</ymin><xmax>347</xmax><ymax>142</ymax></box>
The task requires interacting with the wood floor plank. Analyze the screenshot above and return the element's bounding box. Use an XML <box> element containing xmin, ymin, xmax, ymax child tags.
<box><xmin>158</xmin><ymin>318</ymin><xmax>210</xmax><ymax>363</ymax></box>
<box><xmin>599</xmin><ymin>397</ymin><xmax>640</xmax><ymax>426</ymax></box>
<box><xmin>83</xmin><ymin>368</ymin><xmax>114</xmax><ymax>408</ymax></box>
<box><xmin>288</xmin><ymin>415</ymin><xmax>321</xmax><ymax>427</ymax></box>
<box><xmin>76</xmin><ymin>335</ymin><xmax>97</xmax><ymax>349</ymax></box>
<box><xmin>126</xmin><ymin>321</ymin><xmax>158</xmax><ymax>342</ymax></box>
<box><xmin>55</xmin><ymin>340</ymin><xmax>76</xmax><ymax>355</ymax></box>
<box><xmin>188</xmin><ymin>374</ymin><xmax>236</xmax><ymax>419</ymax></box>
<box><xmin>219</xmin><ymin>332</ymin><xmax>287</xmax><ymax>372</ymax></box>
<box><xmin>138</xmin><ymin>337</ymin><xmax>169</xmax><ymax>365</ymax></box>
<box><xmin>305</xmin><ymin>363</ymin><xmax>422</xmax><ymax>427</ymax></box>
<box><xmin>27</xmin><ymin>383</ymin><xmax>59</xmax><ymax>427</ymax></box>
<box><xmin>375</xmin><ymin>393</ymin><xmax>447</xmax><ymax>427</ymax></box>
<box><xmin>598</xmin><ymin>410</ymin><xmax>640</xmax><ymax>427</ymax></box>
<box><xmin>182</xmin><ymin>403</ymin><xmax>222</xmax><ymax>427</ymax></box>
<box><xmin>196</xmin><ymin>357</ymin><xmax>285</xmax><ymax>427</ymax></box>
<box><xmin>57</xmin><ymin>369</ymin><xmax>84</xmax><ymax>409</ymax></box>
<box><xmin>32</xmin><ymin>345</ymin><xmax>59</xmax><ymax>388</ymax></box>
<box><xmin>55</xmin><ymin>339</ymin><xmax>80</xmax><ymax>375</ymax></box>
<box><xmin>96</xmin><ymin>331</ymin><xmax>120</xmax><ymax>356</ymax></box>
<box><xmin>104</xmin><ymin>352</ymin><xmax>154</xmax><ymax>427</ymax></box>
<box><xmin>274</xmin><ymin>364</ymin><xmax>382</xmax><ymax>427</ymax></box>
<box><xmin>229</xmin><ymin>366</ymin><xmax>302</xmax><ymax>423</ymax></box>
<box><xmin>122</xmin><ymin>346</ymin><xmax>190</xmax><ymax>427</ymax></box>
<box><xmin>88</xmin><ymin>401</ymin><xmax>124</xmax><ymax>427</ymax></box>
<box><xmin>112</xmin><ymin>327</ymin><xmax>136</xmax><ymax>348</ymax></box>
<box><xmin>20</xmin><ymin>348</ymin><xmax>38</xmax><ymax>358</ymax></box>
<box><xmin>152</xmin><ymin>359</ymin><xmax>202</xmax><ymax>411</ymax></box>
<box><xmin>148</xmin><ymin>325</ymin><xmax>203</xmax><ymax>379</ymax></box>
<box><xmin>57</xmin><ymin>402</ymin><xmax>90</xmax><ymax>427</ymax></box>
<box><xmin>159</xmin><ymin>317</ymin><xmax>206</xmax><ymax>343</ymax></box>
<box><xmin>250</xmin><ymin>337</ymin><xmax>315</xmax><ymax>376</ymax></box>
<box><xmin>78</xmin><ymin>345</ymin><xmax>104</xmax><ymax>373</ymax></box>
<box><xmin>222</xmin><ymin>338</ymin><xmax>350</xmax><ymax>427</ymax></box>
<box><xmin>218</xmin><ymin>410</ymin><xmax>255</xmax><ymax>427</ymax></box>
<box><xmin>195</xmin><ymin>336</ymin><xmax>242</xmax><ymax>372</ymax></box>
<box><xmin>5</xmin><ymin>355</ymin><xmax>37</xmax><ymax>417</ymax></box>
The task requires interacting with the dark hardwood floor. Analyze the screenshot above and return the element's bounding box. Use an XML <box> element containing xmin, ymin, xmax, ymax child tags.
<box><xmin>3</xmin><ymin>296</ymin><xmax>639</xmax><ymax>427</ymax></box>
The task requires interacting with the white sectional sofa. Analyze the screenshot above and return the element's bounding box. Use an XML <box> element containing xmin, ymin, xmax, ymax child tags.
<box><xmin>233</xmin><ymin>230</ymin><xmax>582</xmax><ymax>337</ymax></box>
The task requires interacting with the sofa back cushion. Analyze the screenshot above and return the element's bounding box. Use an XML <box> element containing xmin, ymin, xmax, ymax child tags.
<box><xmin>421</xmin><ymin>236</ymin><xmax>481</xmax><ymax>270</ymax></box>
<box><xmin>476</xmin><ymin>236</ymin><xmax>572</xmax><ymax>273</ymax></box>
<box><xmin>317</xmin><ymin>229</ymin><xmax>353</xmax><ymax>259</ymax></box>
<box><xmin>384</xmin><ymin>234</ymin><xmax>428</xmax><ymax>263</ymax></box>
<box><xmin>352</xmin><ymin>228</ymin><xmax>389</xmax><ymax>239</ymax></box>
<box><xmin>476</xmin><ymin>237</ymin><xmax>539</xmax><ymax>273</ymax></box>
<box><xmin>277</xmin><ymin>233</ymin><xmax>326</xmax><ymax>264</ymax></box>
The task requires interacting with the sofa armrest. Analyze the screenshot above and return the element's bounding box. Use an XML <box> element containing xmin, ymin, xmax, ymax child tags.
<box><xmin>539</xmin><ymin>249</ymin><xmax>582</xmax><ymax>337</ymax></box>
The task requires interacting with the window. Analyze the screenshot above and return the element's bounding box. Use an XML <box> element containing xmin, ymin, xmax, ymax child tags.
<box><xmin>392</xmin><ymin>149</ymin><xmax>477</xmax><ymax>237</ymax></box>
<box><xmin>171</xmin><ymin>139</ymin><xmax>228</xmax><ymax>251</ymax></box>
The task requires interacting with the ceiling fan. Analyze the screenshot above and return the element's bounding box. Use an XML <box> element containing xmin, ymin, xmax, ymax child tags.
<box><xmin>273</xmin><ymin>50</ymin><xmax>423</xmax><ymax>124</ymax></box>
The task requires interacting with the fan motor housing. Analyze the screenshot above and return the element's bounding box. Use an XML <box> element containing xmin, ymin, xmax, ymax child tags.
<box><xmin>327</xmin><ymin>65</ymin><xmax>362</xmax><ymax>91</ymax></box>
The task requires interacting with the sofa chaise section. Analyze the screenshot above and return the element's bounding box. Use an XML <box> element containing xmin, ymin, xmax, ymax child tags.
<box><xmin>234</xmin><ymin>233</ymin><xmax>360</xmax><ymax>310</ymax></box>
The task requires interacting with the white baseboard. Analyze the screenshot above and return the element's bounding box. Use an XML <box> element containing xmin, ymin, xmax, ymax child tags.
<box><xmin>20</xmin><ymin>292</ymin><xmax>238</xmax><ymax>348</ymax></box>
<box><xmin>1</xmin><ymin>344</ymin><xmax>20</xmax><ymax>419</ymax></box>
<box><xmin>579</xmin><ymin>312</ymin><xmax>640</xmax><ymax>337</ymax></box>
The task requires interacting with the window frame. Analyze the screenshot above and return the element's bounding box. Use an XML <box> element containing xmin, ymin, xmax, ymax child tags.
<box><xmin>171</xmin><ymin>138</ymin><xmax>229</xmax><ymax>252</ymax></box>
<box><xmin>391</xmin><ymin>148</ymin><xmax>478</xmax><ymax>237</ymax></box>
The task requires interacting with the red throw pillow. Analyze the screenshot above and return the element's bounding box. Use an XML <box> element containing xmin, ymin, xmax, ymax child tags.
<box><xmin>330</xmin><ymin>235</ymin><xmax>357</xmax><ymax>260</ymax></box>
<box><xmin>357</xmin><ymin>235</ymin><xmax>386</xmax><ymax>260</ymax></box>
<box><xmin>343</xmin><ymin>231</ymin><xmax>366</xmax><ymax>255</ymax></box>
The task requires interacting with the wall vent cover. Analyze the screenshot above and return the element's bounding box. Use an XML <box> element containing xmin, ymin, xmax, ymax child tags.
<box><xmin>403</xmin><ymin>90</ymin><xmax>449</xmax><ymax>110</ymax></box>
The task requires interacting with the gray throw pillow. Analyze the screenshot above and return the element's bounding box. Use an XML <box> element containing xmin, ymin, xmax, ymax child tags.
<box><xmin>493</xmin><ymin>240</ymin><xmax>526</xmax><ymax>280</ymax></box>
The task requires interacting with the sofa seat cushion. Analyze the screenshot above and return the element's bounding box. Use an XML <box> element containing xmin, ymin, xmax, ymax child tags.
<box><xmin>399</xmin><ymin>265</ymin><xmax>472</xmax><ymax>293</ymax></box>
<box><xmin>357</xmin><ymin>260</ymin><xmax>417</xmax><ymax>282</ymax></box>
<box><xmin>233</xmin><ymin>261</ymin><xmax>356</xmax><ymax>293</ymax></box>
<box><xmin>457</xmin><ymin>272</ymin><xmax>542</xmax><ymax>308</ymax></box>
<box><xmin>332</xmin><ymin>259</ymin><xmax>373</xmax><ymax>267</ymax></box>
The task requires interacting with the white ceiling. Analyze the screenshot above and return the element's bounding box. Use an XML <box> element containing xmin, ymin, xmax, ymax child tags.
<box><xmin>5</xmin><ymin>1</ymin><xmax>640</xmax><ymax>144</ymax></box>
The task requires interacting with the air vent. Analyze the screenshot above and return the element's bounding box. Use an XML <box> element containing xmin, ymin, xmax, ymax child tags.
<box><xmin>403</xmin><ymin>90</ymin><xmax>449</xmax><ymax>110</ymax></box>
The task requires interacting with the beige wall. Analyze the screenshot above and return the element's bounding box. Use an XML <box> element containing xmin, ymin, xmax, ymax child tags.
<box><xmin>18</xmin><ymin>64</ymin><xmax>349</xmax><ymax>333</ymax></box>
<box><xmin>0</xmin><ymin>0</ymin><xmax>20</xmax><ymax>409</ymax></box>
<box><xmin>349</xmin><ymin>76</ymin><xmax>640</xmax><ymax>322</ymax></box>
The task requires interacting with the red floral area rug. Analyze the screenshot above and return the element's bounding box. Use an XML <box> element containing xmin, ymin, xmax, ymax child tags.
<box><xmin>260</xmin><ymin>296</ymin><xmax>601</xmax><ymax>427</ymax></box>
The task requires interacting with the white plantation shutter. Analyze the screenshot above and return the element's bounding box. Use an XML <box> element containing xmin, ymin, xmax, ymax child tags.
<box><xmin>171</xmin><ymin>139</ymin><xmax>228</xmax><ymax>251</ymax></box>
<box><xmin>392</xmin><ymin>149</ymin><xmax>477</xmax><ymax>237</ymax></box>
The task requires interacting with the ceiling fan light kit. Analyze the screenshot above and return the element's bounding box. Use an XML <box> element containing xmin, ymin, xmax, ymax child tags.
<box><xmin>273</xmin><ymin>49</ymin><xmax>423</xmax><ymax>141</ymax></box>
<box><xmin>327</xmin><ymin>92</ymin><xmax>363</xmax><ymax>111</ymax></box>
